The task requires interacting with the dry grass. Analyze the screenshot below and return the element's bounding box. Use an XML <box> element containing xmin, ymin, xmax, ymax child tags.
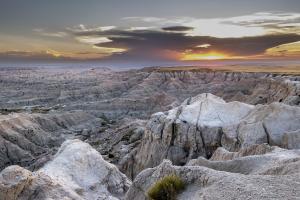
<box><xmin>147</xmin><ymin>174</ymin><xmax>185</xmax><ymax>200</ymax></box>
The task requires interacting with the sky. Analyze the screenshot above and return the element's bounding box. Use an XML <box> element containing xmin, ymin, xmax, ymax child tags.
<box><xmin>0</xmin><ymin>0</ymin><xmax>300</xmax><ymax>66</ymax></box>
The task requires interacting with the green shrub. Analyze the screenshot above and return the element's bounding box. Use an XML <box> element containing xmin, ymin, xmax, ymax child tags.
<box><xmin>147</xmin><ymin>174</ymin><xmax>185</xmax><ymax>200</ymax></box>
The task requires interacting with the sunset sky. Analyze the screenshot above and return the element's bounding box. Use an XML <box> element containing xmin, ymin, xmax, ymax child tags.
<box><xmin>0</xmin><ymin>0</ymin><xmax>299</xmax><ymax>65</ymax></box>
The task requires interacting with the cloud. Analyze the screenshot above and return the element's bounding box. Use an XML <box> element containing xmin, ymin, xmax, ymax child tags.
<box><xmin>162</xmin><ymin>26</ymin><xmax>194</xmax><ymax>32</ymax></box>
<box><xmin>266</xmin><ymin>41</ymin><xmax>300</xmax><ymax>57</ymax></box>
<box><xmin>0</xmin><ymin>50</ymin><xmax>66</xmax><ymax>60</ymax></box>
<box><xmin>5</xmin><ymin>12</ymin><xmax>299</xmax><ymax>62</ymax></box>
<box><xmin>223</xmin><ymin>12</ymin><xmax>300</xmax><ymax>35</ymax></box>
<box><xmin>0</xmin><ymin>49</ymin><xmax>112</xmax><ymax>60</ymax></box>
<box><xmin>66</xmin><ymin>25</ymin><xmax>116</xmax><ymax>33</ymax></box>
<box><xmin>122</xmin><ymin>12</ymin><xmax>300</xmax><ymax>38</ymax></box>
<box><xmin>122</xmin><ymin>16</ymin><xmax>166</xmax><ymax>23</ymax></box>
<box><xmin>75</xmin><ymin>36</ymin><xmax>112</xmax><ymax>44</ymax></box>
<box><xmin>74</xmin><ymin>28</ymin><xmax>300</xmax><ymax>61</ymax></box>
<box><xmin>196</xmin><ymin>44</ymin><xmax>211</xmax><ymax>48</ymax></box>
<box><xmin>225</xmin><ymin>12</ymin><xmax>300</xmax><ymax>27</ymax></box>
<box><xmin>33</xmin><ymin>28</ymin><xmax>67</xmax><ymax>37</ymax></box>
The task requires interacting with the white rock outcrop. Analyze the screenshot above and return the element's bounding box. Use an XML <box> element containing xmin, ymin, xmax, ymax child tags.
<box><xmin>177</xmin><ymin>93</ymin><xmax>254</xmax><ymax>127</ymax></box>
<box><xmin>0</xmin><ymin>139</ymin><xmax>131</xmax><ymax>200</ymax></box>
<box><xmin>0</xmin><ymin>165</ymin><xmax>82</xmax><ymax>200</ymax></box>
<box><xmin>188</xmin><ymin>143</ymin><xmax>300</xmax><ymax>175</ymax></box>
<box><xmin>41</xmin><ymin>139</ymin><xmax>131</xmax><ymax>200</ymax></box>
<box><xmin>121</xmin><ymin>93</ymin><xmax>300</xmax><ymax>178</ymax></box>
<box><xmin>126</xmin><ymin>144</ymin><xmax>300</xmax><ymax>200</ymax></box>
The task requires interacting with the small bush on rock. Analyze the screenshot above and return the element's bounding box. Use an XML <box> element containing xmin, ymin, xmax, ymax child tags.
<box><xmin>147</xmin><ymin>174</ymin><xmax>185</xmax><ymax>200</ymax></box>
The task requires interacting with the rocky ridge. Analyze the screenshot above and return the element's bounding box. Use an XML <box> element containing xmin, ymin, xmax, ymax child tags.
<box><xmin>121</xmin><ymin>93</ymin><xmax>300</xmax><ymax>178</ymax></box>
<box><xmin>0</xmin><ymin>111</ymin><xmax>104</xmax><ymax>171</ymax></box>
<box><xmin>1</xmin><ymin>68</ymin><xmax>299</xmax><ymax>120</ymax></box>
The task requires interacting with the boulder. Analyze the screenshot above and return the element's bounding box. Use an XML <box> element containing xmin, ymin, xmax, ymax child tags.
<box><xmin>0</xmin><ymin>140</ymin><xmax>131</xmax><ymax>200</ymax></box>
<box><xmin>40</xmin><ymin>139</ymin><xmax>131</xmax><ymax>200</ymax></box>
<box><xmin>235</xmin><ymin>103</ymin><xmax>300</xmax><ymax>148</ymax></box>
<box><xmin>0</xmin><ymin>165</ymin><xmax>82</xmax><ymax>200</ymax></box>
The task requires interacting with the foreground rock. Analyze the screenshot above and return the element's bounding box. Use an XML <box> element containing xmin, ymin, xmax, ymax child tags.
<box><xmin>122</xmin><ymin>93</ymin><xmax>300</xmax><ymax>178</ymax></box>
<box><xmin>0</xmin><ymin>140</ymin><xmax>131</xmax><ymax>200</ymax></box>
<box><xmin>126</xmin><ymin>144</ymin><xmax>300</xmax><ymax>200</ymax></box>
<box><xmin>0</xmin><ymin>165</ymin><xmax>81</xmax><ymax>200</ymax></box>
<box><xmin>188</xmin><ymin>143</ymin><xmax>300</xmax><ymax>175</ymax></box>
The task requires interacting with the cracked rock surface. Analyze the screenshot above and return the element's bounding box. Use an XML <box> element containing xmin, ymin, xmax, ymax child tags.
<box><xmin>122</xmin><ymin>93</ymin><xmax>300</xmax><ymax>178</ymax></box>
<box><xmin>126</xmin><ymin>144</ymin><xmax>300</xmax><ymax>200</ymax></box>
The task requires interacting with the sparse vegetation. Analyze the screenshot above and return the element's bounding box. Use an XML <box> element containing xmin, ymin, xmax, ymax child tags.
<box><xmin>147</xmin><ymin>174</ymin><xmax>185</xmax><ymax>200</ymax></box>
<box><xmin>100</xmin><ymin>114</ymin><xmax>110</xmax><ymax>125</ymax></box>
<box><xmin>153</xmin><ymin>65</ymin><xmax>300</xmax><ymax>75</ymax></box>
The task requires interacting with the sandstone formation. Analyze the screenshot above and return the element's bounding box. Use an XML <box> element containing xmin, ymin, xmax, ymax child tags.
<box><xmin>0</xmin><ymin>139</ymin><xmax>131</xmax><ymax>200</ymax></box>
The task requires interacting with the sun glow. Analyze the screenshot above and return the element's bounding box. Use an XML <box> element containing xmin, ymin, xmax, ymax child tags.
<box><xmin>181</xmin><ymin>52</ymin><xmax>229</xmax><ymax>61</ymax></box>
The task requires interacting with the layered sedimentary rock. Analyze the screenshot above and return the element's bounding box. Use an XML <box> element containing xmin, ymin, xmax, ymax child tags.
<box><xmin>0</xmin><ymin>140</ymin><xmax>131</xmax><ymax>200</ymax></box>
<box><xmin>126</xmin><ymin>144</ymin><xmax>300</xmax><ymax>200</ymax></box>
<box><xmin>122</xmin><ymin>93</ymin><xmax>300</xmax><ymax>178</ymax></box>
<box><xmin>188</xmin><ymin>144</ymin><xmax>300</xmax><ymax>175</ymax></box>
<box><xmin>0</xmin><ymin>68</ymin><xmax>299</xmax><ymax>120</ymax></box>
<box><xmin>90</xmin><ymin>118</ymin><xmax>146</xmax><ymax>166</ymax></box>
<box><xmin>0</xmin><ymin>67</ymin><xmax>300</xmax><ymax>199</ymax></box>
<box><xmin>2</xmin><ymin>140</ymin><xmax>299</xmax><ymax>200</ymax></box>
<box><xmin>0</xmin><ymin>111</ymin><xmax>104</xmax><ymax>170</ymax></box>
<box><xmin>1</xmin><ymin>68</ymin><xmax>299</xmax><ymax>172</ymax></box>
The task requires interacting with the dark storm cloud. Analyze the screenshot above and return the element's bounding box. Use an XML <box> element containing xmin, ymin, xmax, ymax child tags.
<box><xmin>72</xmin><ymin>28</ymin><xmax>300</xmax><ymax>60</ymax></box>
<box><xmin>162</xmin><ymin>26</ymin><xmax>194</xmax><ymax>32</ymax></box>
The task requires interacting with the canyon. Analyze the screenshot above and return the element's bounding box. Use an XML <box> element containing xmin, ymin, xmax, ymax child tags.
<box><xmin>0</xmin><ymin>66</ymin><xmax>300</xmax><ymax>199</ymax></box>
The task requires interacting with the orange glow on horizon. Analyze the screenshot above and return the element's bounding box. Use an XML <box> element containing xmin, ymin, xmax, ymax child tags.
<box><xmin>181</xmin><ymin>52</ymin><xmax>231</xmax><ymax>61</ymax></box>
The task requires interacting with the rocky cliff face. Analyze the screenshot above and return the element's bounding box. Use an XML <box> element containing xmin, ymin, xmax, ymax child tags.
<box><xmin>121</xmin><ymin>93</ymin><xmax>300</xmax><ymax>178</ymax></box>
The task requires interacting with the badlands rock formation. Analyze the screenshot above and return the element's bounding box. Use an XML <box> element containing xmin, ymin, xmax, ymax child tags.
<box><xmin>126</xmin><ymin>144</ymin><xmax>300</xmax><ymax>200</ymax></box>
<box><xmin>0</xmin><ymin>139</ymin><xmax>131</xmax><ymax>200</ymax></box>
<box><xmin>188</xmin><ymin>143</ymin><xmax>300</xmax><ymax>175</ymax></box>
<box><xmin>122</xmin><ymin>93</ymin><xmax>300</xmax><ymax>178</ymax></box>
<box><xmin>0</xmin><ymin>67</ymin><xmax>300</xmax><ymax>199</ymax></box>
<box><xmin>1</xmin><ymin>68</ymin><xmax>299</xmax><ymax>120</ymax></box>
<box><xmin>0</xmin><ymin>111</ymin><xmax>104</xmax><ymax>171</ymax></box>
